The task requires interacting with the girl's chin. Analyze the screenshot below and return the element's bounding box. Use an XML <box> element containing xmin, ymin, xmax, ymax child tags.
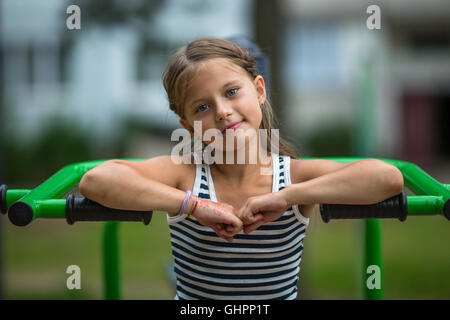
<box><xmin>208</xmin><ymin>136</ymin><xmax>259</xmax><ymax>153</ymax></box>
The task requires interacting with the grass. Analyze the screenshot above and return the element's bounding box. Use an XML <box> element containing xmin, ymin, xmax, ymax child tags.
<box><xmin>301</xmin><ymin>214</ymin><xmax>450</xmax><ymax>299</ymax></box>
<box><xmin>3</xmin><ymin>212</ymin><xmax>174</xmax><ymax>300</ymax></box>
<box><xmin>3</xmin><ymin>211</ymin><xmax>450</xmax><ymax>300</ymax></box>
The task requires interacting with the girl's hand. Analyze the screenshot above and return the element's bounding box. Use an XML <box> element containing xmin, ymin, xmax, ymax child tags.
<box><xmin>237</xmin><ymin>192</ymin><xmax>290</xmax><ymax>234</ymax></box>
<box><xmin>193</xmin><ymin>198</ymin><xmax>243</xmax><ymax>242</ymax></box>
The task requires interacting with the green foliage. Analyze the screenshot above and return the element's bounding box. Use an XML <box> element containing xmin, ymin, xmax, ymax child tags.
<box><xmin>3</xmin><ymin>118</ymin><xmax>96</xmax><ymax>187</ymax></box>
<box><xmin>305</xmin><ymin>124</ymin><xmax>353</xmax><ymax>157</ymax></box>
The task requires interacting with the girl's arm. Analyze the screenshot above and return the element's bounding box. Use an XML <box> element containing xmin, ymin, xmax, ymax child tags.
<box><xmin>79</xmin><ymin>158</ymin><xmax>187</xmax><ymax>216</ymax></box>
<box><xmin>79</xmin><ymin>157</ymin><xmax>243</xmax><ymax>240</ymax></box>
<box><xmin>238</xmin><ymin>159</ymin><xmax>404</xmax><ymax>234</ymax></box>
<box><xmin>280</xmin><ymin>159</ymin><xmax>404</xmax><ymax>206</ymax></box>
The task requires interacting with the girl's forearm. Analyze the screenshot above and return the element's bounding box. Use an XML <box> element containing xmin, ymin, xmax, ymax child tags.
<box><xmin>79</xmin><ymin>162</ymin><xmax>185</xmax><ymax>216</ymax></box>
<box><xmin>280</xmin><ymin>159</ymin><xmax>404</xmax><ymax>206</ymax></box>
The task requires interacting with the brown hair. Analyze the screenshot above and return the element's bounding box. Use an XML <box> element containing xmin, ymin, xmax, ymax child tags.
<box><xmin>163</xmin><ymin>37</ymin><xmax>299</xmax><ymax>159</ymax></box>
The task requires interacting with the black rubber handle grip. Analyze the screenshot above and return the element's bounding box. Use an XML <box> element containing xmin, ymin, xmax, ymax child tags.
<box><xmin>1</xmin><ymin>184</ymin><xmax>7</xmax><ymax>214</ymax></box>
<box><xmin>320</xmin><ymin>191</ymin><xmax>407</xmax><ymax>223</ymax></box>
<box><xmin>66</xmin><ymin>194</ymin><xmax>153</xmax><ymax>225</ymax></box>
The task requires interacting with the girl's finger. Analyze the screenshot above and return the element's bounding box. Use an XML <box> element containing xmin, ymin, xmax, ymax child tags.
<box><xmin>212</xmin><ymin>226</ymin><xmax>231</xmax><ymax>242</ymax></box>
<box><xmin>217</xmin><ymin>224</ymin><xmax>237</xmax><ymax>237</ymax></box>
<box><xmin>243</xmin><ymin>220</ymin><xmax>266</xmax><ymax>234</ymax></box>
<box><xmin>247</xmin><ymin>213</ymin><xmax>264</xmax><ymax>224</ymax></box>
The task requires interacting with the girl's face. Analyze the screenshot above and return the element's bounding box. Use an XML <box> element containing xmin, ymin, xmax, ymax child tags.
<box><xmin>179</xmin><ymin>58</ymin><xmax>266</xmax><ymax>151</ymax></box>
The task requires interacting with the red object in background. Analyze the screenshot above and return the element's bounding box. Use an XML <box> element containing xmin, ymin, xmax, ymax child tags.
<box><xmin>401</xmin><ymin>91</ymin><xmax>437</xmax><ymax>167</ymax></box>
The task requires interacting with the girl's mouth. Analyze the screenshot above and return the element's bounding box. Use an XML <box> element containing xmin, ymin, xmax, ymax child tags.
<box><xmin>222</xmin><ymin>121</ymin><xmax>243</xmax><ymax>134</ymax></box>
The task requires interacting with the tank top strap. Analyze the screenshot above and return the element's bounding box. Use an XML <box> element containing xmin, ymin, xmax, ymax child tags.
<box><xmin>279</xmin><ymin>155</ymin><xmax>288</xmax><ymax>190</ymax></box>
<box><xmin>273</xmin><ymin>153</ymin><xmax>293</xmax><ymax>192</ymax></box>
<box><xmin>191</xmin><ymin>152</ymin><xmax>211</xmax><ymax>200</ymax></box>
<box><xmin>280</xmin><ymin>155</ymin><xmax>310</xmax><ymax>225</ymax></box>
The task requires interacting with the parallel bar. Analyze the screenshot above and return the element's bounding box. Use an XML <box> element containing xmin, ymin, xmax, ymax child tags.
<box><xmin>103</xmin><ymin>222</ymin><xmax>120</xmax><ymax>300</ymax></box>
<box><xmin>364</xmin><ymin>219</ymin><xmax>383</xmax><ymax>300</ymax></box>
<box><xmin>8</xmin><ymin>160</ymin><xmax>108</xmax><ymax>225</ymax></box>
<box><xmin>8</xmin><ymin>159</ymin><xmax>146</xmax><ymax>224</ymax></box>
<box><xmin>407</xmin><ymin>196</ymin><xmax>444</xmax><ymax>216</ymax></box>
<box><xmin>6</xmin><ymin>189</ymin><xmax>29</xmax><ymax>208</ymax></box>
<box><xmin>4</xmin><ymin>158</ymin><xmax>449</xmax><ymax>222</ymax></box>
<box><xmin>304</xmin><ymin>158</ymin><xmax>449</xmax><ymax>218</ymax></box>
<box><xmin>390</xmin><ymin>160</ymin><xmax>449</xmax><ymax>200</ymax></box>
<box><xmin>35</xmin><ymin>199</ymin><xmax>66</xmax><ymax>219</ymax></box>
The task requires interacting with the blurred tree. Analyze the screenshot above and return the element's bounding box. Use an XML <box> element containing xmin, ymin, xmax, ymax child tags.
<box><xmin>254</xmin><ymin>0</ymin><xmax>287</xmax><ymax>140</ymax></box>
<box><xmin>74</xmin><ymin>0</ymin><xmax>167</xmax><ymax>79</ymax></box>
<box><xmin>306</xmin><ymin>124</ymin><xmax>353</xmax><ymax>157</ymax></box>
<box><xmin>4</xmin><ymin>117</ymin><xmax>95</xmax><ymax>188</ymax></box>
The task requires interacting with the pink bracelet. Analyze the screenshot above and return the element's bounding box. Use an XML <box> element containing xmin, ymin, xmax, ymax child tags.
<box><xmin>188</xmin><ymin>196</ymin><xmax>198</xmax><ymax>218</ymax></box>
<box><xmin>178</xmin><ymin>190</ymin><xmax>192</xmax><ymax>216</ymax></box>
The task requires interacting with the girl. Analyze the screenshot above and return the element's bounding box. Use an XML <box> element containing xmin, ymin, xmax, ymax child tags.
<box><xmin>79</xmin><ymin>37</ymin><xmax>404</xmax><ymax>300</ymax></box>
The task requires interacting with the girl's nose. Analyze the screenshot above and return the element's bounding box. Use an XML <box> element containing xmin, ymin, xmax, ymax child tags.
<box><xmin>215</xmin><ymin>101</ymin><xmax>233</xmax><ymax>122</ymax></box>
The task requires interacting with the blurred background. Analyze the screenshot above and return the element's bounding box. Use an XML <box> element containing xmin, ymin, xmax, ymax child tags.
<box><xmin>0</xmin><ymin>0</ymin><xmax>449</xmax><ymax>299</ymax></box>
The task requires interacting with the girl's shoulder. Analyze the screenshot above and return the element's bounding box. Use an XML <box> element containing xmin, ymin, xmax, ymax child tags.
<box><xmin>113</xmin><ymin>154</ymin><xmax>196</xmax><ymax>191</ymax></box>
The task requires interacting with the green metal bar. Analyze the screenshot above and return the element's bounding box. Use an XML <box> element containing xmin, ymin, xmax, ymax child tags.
<box><xmin>364</xmin><ymin>219</ymin><xmax>383</xmax><ymax>300</ymax></box>
<box><xmin>355</xmin><ymin>58</ymin><xmax>380</xmax><ymax>300</ymax></box>
<box><xmin>103</xmin><ymin>221</ymin><xmax>120</xmax><ymax>300</ymax></box>
<box><xmin>387</xmin><ymin>160</ymin><xmax>449</xmax><ymax>199</ymax></box>
<box><xmin>4</xmin><ymin>158</ymin><xmax>144</xmax><ymax>214</ymax></box>
<box><xmin>9</xmin><ymin>160</ymin><xmax>104</xmax><ymax>225</ymax></box>
<box><xmin>5</xmin><ymin>185</ymin><xmax>447</xmax><ymax>220</ymax></box>
<box><xmin>35</xmin><ymin>199</ymin><xmax>67</xmax><ymax>219</ymax></box>
<box><xmin>305</xmin><ymin>158</ymin><xmax>450</xmax><ymax>218</ymax></box>
<box><xmin>5</xmin><ymin>191</ymin><xmax>68</xmax><ymax>218</ymax></box>
<box><xmin>6</xmin><ymin>158</ymin><xmax>446</xmax><ymax>219</ymax></box>
<box><xmin>408</xmin><ymin>196</ymin><xmax>445</xmax><ymax>216</ymax></box>
<box><xmin>6</xmin><ymin>189</ymin><xmax>29</xmax><ymax>207</ymax></box>
<box><xmin>4</xmin><ymin>189</ymin><xmax>447</xmax><ymax>219</ymax></box>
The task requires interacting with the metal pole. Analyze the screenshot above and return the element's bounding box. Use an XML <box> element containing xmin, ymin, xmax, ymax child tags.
<box><xmin>103</xmin><ymin>222</ymin><xmax>120</xmax><ymax>300</ymax></box>
<box><xmin>355</xmin><ymin>58</ymin><xmax>383</xmax><ymax>300</ymax></box>
<box><xmin>363</xmin><ymin>219</ymin><xmax>383</xmax><ymax>299</ymax></box>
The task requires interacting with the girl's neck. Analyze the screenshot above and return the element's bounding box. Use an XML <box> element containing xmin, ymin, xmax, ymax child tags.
<box><xmin>210</xmin><ymin>142</ymin><xmax>273</xmax><ymax>188</ymax></box>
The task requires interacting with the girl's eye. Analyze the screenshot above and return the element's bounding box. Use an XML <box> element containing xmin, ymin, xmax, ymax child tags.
<box><xmin>226</xmin><ymin>88</ymin><xmax>238</xmax><ymax>97</ymax></box>
<box><xmin>196</xmin><ymin>104</ymin><xmax>209</xmax><ymax>113</ymax></box>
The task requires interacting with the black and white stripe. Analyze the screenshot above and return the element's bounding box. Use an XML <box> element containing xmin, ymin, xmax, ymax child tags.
<box><xmin>167</xmin><ymin>153</ymin><xmax>309</xmax><ymax>300</ymax></box>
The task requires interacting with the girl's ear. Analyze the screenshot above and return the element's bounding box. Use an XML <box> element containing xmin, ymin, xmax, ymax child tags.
<box><xmin>254</xmin><ymin>75</ymin><xmax>266</xmax><ymax>105</ymax></box>
<box><xmin>179</xmin><ymin>118</ymin><xmax>194</xmax><ymax>134</ymax></box>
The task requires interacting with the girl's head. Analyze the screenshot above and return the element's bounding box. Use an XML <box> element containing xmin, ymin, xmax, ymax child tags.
<box><xmin>163</xmin><ymin>37</ymin><xmax>298</xmax><ymax>159</ymax></box>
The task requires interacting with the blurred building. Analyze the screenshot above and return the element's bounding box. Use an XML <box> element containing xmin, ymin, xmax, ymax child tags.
<box><xmin>1</xmin><ymin>0</ymin><xmax>449</xmax><ymax>168</ymax></box>
<box><xmin>0</xmin><ymin>0</ymin><xmax>253</xmax><ymax>157</ymax></box>
<box><xmin>282</xmin><ymin>0</ymin><xmax>450</xmax><ymax>168</ymax></box>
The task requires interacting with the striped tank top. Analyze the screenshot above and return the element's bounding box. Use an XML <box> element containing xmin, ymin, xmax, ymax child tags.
<box><xmin>167</xmin><ymin>153</ymin><xmax>309</xmax><ymax>300</ymax></box>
